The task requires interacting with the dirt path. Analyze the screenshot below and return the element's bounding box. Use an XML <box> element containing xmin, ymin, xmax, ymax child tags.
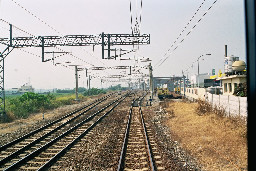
<box><xmin>163</xmin><ymin>99</ymin><xmax>247</xmax><ymax>171</ymax></box>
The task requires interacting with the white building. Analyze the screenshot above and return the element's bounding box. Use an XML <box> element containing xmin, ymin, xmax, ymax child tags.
<box><xmin>217</xmin><ymin>75</ymin><xmax>246</xmax><ymax>95</ymax></box>
<box><xmin>18</xmin><ymin>84</ymin><xmax>34</xmax><ymax>93</ymax></box>
<box><xmin>190</xmin><ymin>73</ymin><xmax>212</xmax><ymax>87</ymax></box>
<box><xmin>5</xmin><ymin>88</ymin><xmax>19</xmax><ymax>95</ymax></box>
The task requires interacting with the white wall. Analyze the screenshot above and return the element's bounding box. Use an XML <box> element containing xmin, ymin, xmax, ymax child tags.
<box><xmin>181</xmin><ymin>88</ymin><xmax>247</xmax><ymax>118</ymax></box>
<box><xmin>181</xmin><ymin>87</ymin><xmax>207</xmax><ymax>100</ymax></box>
<box><xmin>206</xmin><ymin>93</ymin><xmax>247</xmax><ymax>118</ymax></box>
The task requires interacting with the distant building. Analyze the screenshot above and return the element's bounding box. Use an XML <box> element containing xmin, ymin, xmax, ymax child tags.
<box><xmin>18</xmin><ymin>84</ymin><xmax>34</xmax><ymax>93</ymax></box>
<box><xmin>5</xmin><ymin>88</ymin><xmax>19</xmax><ymax>95</ymax></box>
<box><xmin>190</xmin><ymin>73</ymin><xmax>212</xmax><ymax>88</ymax></box>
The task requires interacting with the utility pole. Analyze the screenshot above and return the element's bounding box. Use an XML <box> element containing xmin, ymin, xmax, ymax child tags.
<box><xmin>149</xmin><ymin>63</ymin><xmax>153</xmax><ymax>99</ymax></box>
<box><xmin>69</xmin><ymin>65</ymin><xmax>80</xmax><ymax>101</ymax></box>
<box><xmin>75</xmin><ymin>66</ymin><xmax>79</xmax><ymax>101</ymax></box>
<box><xmin>179</xmin><ymin>78</ymin><xmax>182</xmax><ymax>95</ymax></box>
<box><xmin>183</xmin><ymin>76</ymin><xmax>186</xmax><ymax>96</ymax></box>
<box><xmin>197</xmin><ymin>54</ymin><xmax>211</xmax><ymax>87</ymax></box>
<box><xmin>88</xmin><ymin>75</ymin><xmax>91</xmax><ymax>96</ymax></box>
<box><xmin>197</xmin><ymin>56</ymin><xmax>201</xmax><ymax>88</ymax></box>
<box><xmin>182</xmin><ymin>70</ymin><xmax>186</xmax><ymax>97</ymax></box>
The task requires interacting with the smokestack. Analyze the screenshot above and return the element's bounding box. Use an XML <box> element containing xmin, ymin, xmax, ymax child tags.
<box><xmin>225</xmin><ymin>45</ymin><xmax>227</xmax><ymax>57</ymax></box>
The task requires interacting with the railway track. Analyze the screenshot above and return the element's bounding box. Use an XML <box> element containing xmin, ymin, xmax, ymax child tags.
<box><xmin>0</xmin><ymin>92</ymin><xmax>128</xmax><ymax>170</ymax></box>
<box><xmin>118</xmin><ymin>93</ymin><xmax>161</xmax><ymax>171</ymax></box>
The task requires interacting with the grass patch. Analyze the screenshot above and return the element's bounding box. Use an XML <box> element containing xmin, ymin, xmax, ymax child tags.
<box><xmin>164</xmin><ymin>100</ymin><xmax>247</xmax><ymax>171</ymax></box>
<box><xmin>2</xmin><ymin>92</ymin><xmax>88</xmax><ymax>122</ymax></box>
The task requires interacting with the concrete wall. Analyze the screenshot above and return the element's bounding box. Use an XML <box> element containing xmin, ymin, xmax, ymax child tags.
<box><xmin>206</xmin><ymin>93</ymin><xmax>247</xmax><ymax>118</ymax></box>
<box><xmin>181</xmin><ymin>88</ymin><xmax>247</xmax><ymax>118</ymax></box>
<box><xmin>181</xmin><ymin>87</ymin><xmax>207</xmax><ymax>100</ymax></box>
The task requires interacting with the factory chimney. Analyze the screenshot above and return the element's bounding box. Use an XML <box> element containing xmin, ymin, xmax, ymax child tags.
<box><xmin>225</xmin><ymin>45</ymin><xmax>227</xmax><ymax>57</ymax></box>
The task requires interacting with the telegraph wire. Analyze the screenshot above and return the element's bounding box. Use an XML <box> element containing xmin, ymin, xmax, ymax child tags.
<box><xmin>155</xmin><ymin>0</ymin><xmax>218</xmax><ymax>69</ymax></box>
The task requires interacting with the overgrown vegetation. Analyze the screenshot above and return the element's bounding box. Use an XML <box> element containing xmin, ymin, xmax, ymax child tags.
<box><xmin>166</xmin><ymin>100</ymin><xmax>247</xmax><ymax>170</ymax></box>
<box><xmin>107</xmin><ymin>84</ymin><xmax>128</xmax><ymax>91</ymax></box>
<box><xmin>83</xmin><ymin>88</ymin><xmax>106</xmax><ymax>96</ymax></box>
<box><xmin>196</xmin><ymin>100</ymin><xmax>213</xmax><ymax>115</ymax></box>
<box><xmin>7</xmin><ymin>92</ymin><xmax>56</xmax><ymax>119</ymax></box>
<box><xmin>197</xmin><ymin>99</ymin><xmax>226</xmax><ymax>117</ymax></box>
<box><xmin>1</xmin><ymin>85</ymin><xmax>128</xmax><ymax>123</ymax></box>
<box><xmin>233</xmin><ymin>82</ymin><xmax>247</xmax><ymax>97</ymax></box>
<box><xmin>56</xmin><ymin>87</ymin><xmax>86</xmax><ymax>94</ymax></box>
<box><xmin>4</xmin><ymin>92</ymin><xmax>85</xmax><ymax>121</ymax></box>
<box><xmin>196</xmin><ymin>99</ymin><xmax>246</xmax><ymax>134</ymax></box>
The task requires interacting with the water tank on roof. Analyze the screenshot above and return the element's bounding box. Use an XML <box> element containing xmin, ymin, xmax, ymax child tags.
<box><xmin>224</xmin><ymin>55</ymin><xmax>239</xmax><ymax>74</ymax></box>
<box><xmin>232</xmin><ymin>60</ymin><xmax>246</xmax><ymax>72</ymax></box>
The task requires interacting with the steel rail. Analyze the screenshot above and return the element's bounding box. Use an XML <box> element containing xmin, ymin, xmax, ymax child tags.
<box><xmin>38</xmin><ymin>94</ymin><xmax>128</xmax><ymax>170</ymax></box>
<box><xmin>117</xmin><ymin>106</ymin><xmax>133</xmax><ymax>171</ymax></box>
<box><xmin>0</xmin><ymin>92</ymin><xmax>115</xmax><ymax>152</ymax></box>
<box><xmin>0</xmin><ymin>92</ymin><xmax>117</xmax><ymax>166</ymax></box>
<box><xmin>117</xmin><ymin>91</ymin><xmax>155</xmax><ymax>171</ymax></box>
<box><xmin>139</xmin><ymin>106</ymin><xmax>156</xmax><ymax>171</ymax></box>
<box><xmin>4</xmin><ymin>94</ymin><xmax>128</xmax><ymax>171</ymax></box>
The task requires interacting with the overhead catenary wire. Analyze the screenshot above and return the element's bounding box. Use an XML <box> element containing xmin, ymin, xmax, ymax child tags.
<box><xmin>0</xmin><ymin>19</ymin><xmax>95</xmax><ymax>67</ymax></box>
<box><xmin>129</xmin><ymin>0</ymin><xmax>143</xmax><ymax>52</ymax></box>
<box><xmin>0</xmin><ymin>18</ymin><xmax>95</xmax><ymax>68</ymax></box>
<box><xmin>2</xmin><ymin>1</ymin><xmax>148</xmax><ymax>85</ymax></box>
<box><xmin>155</xmin><ymin>0</ymin><xmax>218</xmax><ymax>69</ymax></box>
<box><xmin>0</xmin><ymin>19</ymin><xmax>93</xmax><ymax>72</ymax></box>
<box><xmin>139</xmin><ymin>0</ymin><xmax>142</xmax><ymax>34</ymax></box>
<box><xmin>10</xmin><ymin>0</ymin><xmax>128</xmax><ymax>76</ymax></box>
<box><xmin>16</xmin><ymin>48</ymin><xmax>73</xmax><ymax>70</ymax></box>
<box><xmin>130</xmin><ymin>0</ymin><xmax>133</xmax><ymax>34</ymax></box>
<box><xmin>129</xmin><ymin>0</ymin><xmax>143</xmax><ymax>35</ymax></box>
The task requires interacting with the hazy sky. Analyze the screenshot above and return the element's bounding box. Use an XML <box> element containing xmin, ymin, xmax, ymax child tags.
<box><xmin>0</xmin><ymin>0</ymin><xmax>246</xmax><ymax>89</ymax></box>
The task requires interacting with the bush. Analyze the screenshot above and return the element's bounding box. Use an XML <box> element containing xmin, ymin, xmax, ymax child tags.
<box><xmin>83</xmin><ymin>88</ymin><xmax>106</xmax><ymax>96</ymax></box>
<box><xmin>196</xmin><ymin>100</ymin><xmax>212</xmax><ymax>115</ymax></box>
<box><xmin>233</xmin><ymin>82</ymin><xmax>247</xmax><ymax>97</ymax></box>
<box><xmin>6</xmin><ymin>92</ymin><xmax>57</xmax><ymax>119</ymax></box>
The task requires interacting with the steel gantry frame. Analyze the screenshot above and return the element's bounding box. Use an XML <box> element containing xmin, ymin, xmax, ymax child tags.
<box><xmin>0</xmin><ymin>24</ymin><xmax>150</xmax><ymax>118</ymax></box>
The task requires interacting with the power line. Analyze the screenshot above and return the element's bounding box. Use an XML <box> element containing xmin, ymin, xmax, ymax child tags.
<box><xmin>155</xmin><ymin>0</ymin><xmax>218</xmax><ymax>69</ymax></box>
<box><xmin>8</xmin><ymin>0</ymin><xmax>106</xmax><ymax>68</ymax></box>
<box><xmin>0</xmin><ymin>18</ymin><xmax>95</xmax><ymax>68</ymax></box>
<box><xmin>154</xmin><ymin>0</ymin><xmax>207</xmax><ymax>67</ymax></box>
<box><xmin>10</xmin><ymin>0</ymin><xmax>61</xmax><ymax>35</ymax></box>
<box><xmin>16</xmin><ymin>48</ymin><xmax>73</xmax><ymax>70</ymax></box>
<box><xmin>9</xmin><ymin>0</ymin><xmax>129</xmax><ymax>74</ymax></box>
<box><xmin>0</xmin><ymin>19</ymin><xmax>96</xmax><ymax>73</ymax></box>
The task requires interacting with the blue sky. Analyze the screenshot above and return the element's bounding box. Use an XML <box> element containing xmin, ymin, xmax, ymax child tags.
<box><xmin>0</xmin><ymin>0</ymin><xmax>246</xmax><ymax>89</ymax></box>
